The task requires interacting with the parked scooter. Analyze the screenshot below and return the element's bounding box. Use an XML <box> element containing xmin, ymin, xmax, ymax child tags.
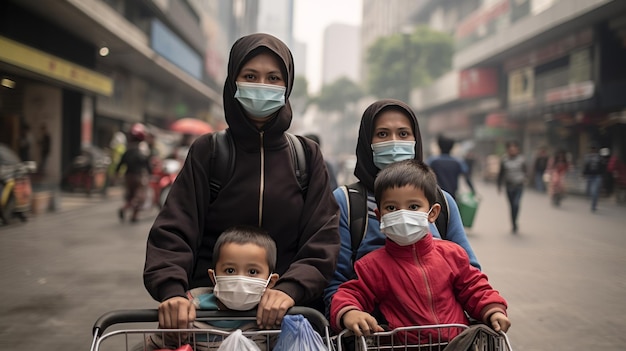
<box><xmin>0</xmin><ymin>143</ymin><xmax>36</xmax><ymax>224</ymax></box>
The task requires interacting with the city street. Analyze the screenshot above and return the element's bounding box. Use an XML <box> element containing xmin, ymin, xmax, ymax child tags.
<box><xmin>0</xmin><ymin>182</ymin><xmax>625</xmax><ymax>350</ymax></box>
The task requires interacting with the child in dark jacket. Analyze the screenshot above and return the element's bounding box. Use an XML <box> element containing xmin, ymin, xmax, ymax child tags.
<box><xmin>330</xmin><ymin>160</ymin><xmax>510</xmax><ymax>344</ymax></box>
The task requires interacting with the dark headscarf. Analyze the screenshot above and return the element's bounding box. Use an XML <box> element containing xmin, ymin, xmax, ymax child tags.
<box><xmin>354</xmin><ymin>99</ymin><xmax>423</xmax><ymax>192</ymax></box>
<box><xmin>223</xmin><ymin>33</ymin><xmax>295</xmax><ymax>150</ymax></box>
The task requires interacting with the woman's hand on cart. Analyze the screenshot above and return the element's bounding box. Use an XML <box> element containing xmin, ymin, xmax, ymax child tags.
<box><xmin>342</xmin><ymin>309</ymin><xmax>385</xmax><ymax>336</ymax></box>
<box><xmin>158</xmin><ymin>296</ymin><xmax>196</xmax><ymax>329</ymax></box>
<box><xmin>257</xmin><ymin>289</ymin><xmax>295</xmax><ymax>329</ymax></box>
<box><xmin>489</xmin><ymin>311</ymin><xmax>511</xmax><ymax>332</ymax></box>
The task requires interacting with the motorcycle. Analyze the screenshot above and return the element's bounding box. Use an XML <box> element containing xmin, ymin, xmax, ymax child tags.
<box><xmin>147</xmin><ymin>157</ymin><xmax>181</xmax><ymax>210</ymax></box>
<box><xmin>0</xmin><ymin>143</ymin><xmax>36</xmax><ymax>224</ymax></box>
<box><xmin>61</xmin><ymin>146</ymin><xmax>111</xmax><ymax>197</ymax></box>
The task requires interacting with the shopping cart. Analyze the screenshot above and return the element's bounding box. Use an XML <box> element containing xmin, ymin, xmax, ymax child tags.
<box><xmin>336</xmin><ymin>324</ymin><xmax>513</xmax><ymax>351</ymax></box>
<box><xmin>90</xmin><ymin>307</ymin><xmax>332</xmax><ymax>351</ymax></box>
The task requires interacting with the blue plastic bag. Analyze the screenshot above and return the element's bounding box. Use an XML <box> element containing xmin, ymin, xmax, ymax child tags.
<box><xmin>273</xmin><ymin>314</ymin><xmax>327</xmax><ymax>351</ymax></box>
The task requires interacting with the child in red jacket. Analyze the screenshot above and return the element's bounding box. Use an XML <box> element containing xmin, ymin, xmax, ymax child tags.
<box><xmin>330</xmin><ymin>159</ymin><xmax>510</xmax><ymax>343</ymax></box>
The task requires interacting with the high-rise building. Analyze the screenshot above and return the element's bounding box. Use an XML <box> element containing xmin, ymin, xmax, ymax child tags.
<box><xmin>322</xmin><ymin>23</ymin><xmax>360</xmax><ymax>86</ymax></box>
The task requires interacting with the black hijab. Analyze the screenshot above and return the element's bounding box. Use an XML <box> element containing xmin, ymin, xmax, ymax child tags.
<box><xmin>223</xmin><ymin>33</ymin><xmax>295</xmax><ymax>150</ymax></box>
<box><xmin>353</xmin><ymin>99</ymin><xmax>423</xmax><ymax>192</ymax></box>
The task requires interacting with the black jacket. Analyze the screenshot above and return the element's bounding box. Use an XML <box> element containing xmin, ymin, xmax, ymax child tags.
<box><xmin>143</xmin><ymin>33</ymin><xmax>340</xmax><ymax>305</ymax></box>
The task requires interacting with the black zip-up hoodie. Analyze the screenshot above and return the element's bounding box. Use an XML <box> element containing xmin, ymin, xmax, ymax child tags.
<box><xmin>143</xmin><ymin>33</ymin><xmax>340</xmax><ymax>304</ymax></box>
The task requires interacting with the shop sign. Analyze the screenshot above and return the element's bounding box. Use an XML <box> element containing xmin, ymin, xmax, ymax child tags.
<box><xmin>427</xmin><ymin>110</ymin><xmax>469</xmax><ymax>134</ymax></box>
<box><xmin>544</xmin><ymin>81</ymin><xmax>594</xmax><ymax>104</ymax></box>
<box><xmin>508</xmin><ymin>67</ymin><xmax>534</xmax><ymax>104</ymax></box>
<box><xmin>0</xmin><ymin>36</ymin><xmax>113</xmax><ymax>96</ymax></box>
<box><xmin>459</xmin><ymin>68</ymin><xmax>498</xmax><ymax>99</ymax></box>
<box><xmin>504</xmin><ymin>28</ymin><xmax>593</xmax><ymax>72</ymax></box>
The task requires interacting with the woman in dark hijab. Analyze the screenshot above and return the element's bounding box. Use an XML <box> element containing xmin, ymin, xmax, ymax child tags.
<box><xmin>324</xmin><ymin>99</ymin><xmax>480</xmax><ymax>312</ymax></box>
<box><xmin>144</xmin><ymin>33</ymin><xmax>340</xmax><ymax>331</ymax></box>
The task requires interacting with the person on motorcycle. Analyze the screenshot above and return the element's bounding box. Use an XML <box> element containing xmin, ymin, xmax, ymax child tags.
<box><xmin>115</xmin><ymin>123</ymin><xmax>152</xmax><ymax>223</ymax></box>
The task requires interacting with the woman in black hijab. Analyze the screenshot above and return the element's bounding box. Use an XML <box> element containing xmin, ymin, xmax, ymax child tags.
<box><xmin>144</xmin><ymin>33</ymin><xmax>340</xmax><ymax>331</ymax></box>
<box><xmin>324</xmin><ymin>99</ymin><xmax>480</xmax><ymax>312</ymax></box>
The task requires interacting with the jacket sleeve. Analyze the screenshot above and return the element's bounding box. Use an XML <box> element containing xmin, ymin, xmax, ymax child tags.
<box><xmin>143</xmin><ymin>138</ymin><xmax>211</xmax><ymax>302</ymax></box>
<box><xmin>329</xmin><ymin>259</ymin><xmax>379</xmax><ymax>332</ymax></box>
<box><xmin>439</xmin><ymin>190</ymin><xmax>481</xmax><ymax>270</ymax></box>
<box><xmin>273</xmin><ymin>139</ymin><xmax>340</xmax><ymax>304</ymax></box>
<box><xmin>447</xmin><ymin>244</ymin><xmax>507</xmax><ymax>321</ymax></box>
<box><xmin>323</xmin><ymin>187</ymin><xmax>354</xmax><ymax>315</ymax></box>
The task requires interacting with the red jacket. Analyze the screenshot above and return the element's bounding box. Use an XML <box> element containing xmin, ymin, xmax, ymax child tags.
<box><xmin>330</xmin><ymin>234</ymin><xmax>507</xmax><ymax>342</ymax></box>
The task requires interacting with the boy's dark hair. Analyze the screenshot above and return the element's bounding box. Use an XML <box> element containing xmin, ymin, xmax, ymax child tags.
<box><xmin>437</xmin><ymin>134</ymin><xmax>455</xmax><ymax>154</ymax></box>
<box><xmin>213</xmin><ymin>225</ymin><xmax>277</xmax><ymax>272</ymax></box>
<box><xmin>374</xmin><ymin>159</ymin><xmax>438</xmax><ymax>208</ymax></box>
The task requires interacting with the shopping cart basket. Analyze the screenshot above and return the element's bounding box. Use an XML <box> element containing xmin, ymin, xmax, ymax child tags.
<box><xmin>90</xmin><ymin>307</ymin><xmax>332</xmax><ymax>351</ymax></box>
<box><xmin>336</xmin><ymin>323</ymin><xmax>512</xmax><ymax>351</ymax></box>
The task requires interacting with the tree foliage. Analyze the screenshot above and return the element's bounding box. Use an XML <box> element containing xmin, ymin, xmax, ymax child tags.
<box><xmin>292</xmin><ymin>75</ymin><xmax>309</xmax><ymax>101</ymax></box>
<box><xmin>313</xmin><ymin>77</ymin><xmax>363</xmax><ymax>112</ymax></box>
<box><xmin>366</xmin><ymin>26</ymin><xmax>454</xmax><ymax>100</ymax></box>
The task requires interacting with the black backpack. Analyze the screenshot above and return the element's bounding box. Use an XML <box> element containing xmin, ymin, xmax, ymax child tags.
<box><xmin>206</xmin><ymin>129</ymin><xmax>309</xmax><ymax>201</ymax></box>
<box><xmin>341</xmin><ymin>181</ymin><xmax>450</xmax><ymax>265</ymax></box>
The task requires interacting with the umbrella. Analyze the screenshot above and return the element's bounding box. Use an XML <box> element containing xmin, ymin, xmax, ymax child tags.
<box><xmin>170</xmin><ymin>118</ymin><xmax>214</xmax><ymax>135</ymax></box>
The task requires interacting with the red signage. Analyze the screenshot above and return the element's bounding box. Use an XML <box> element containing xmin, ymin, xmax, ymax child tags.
<box><xmin>544</xmin><ymin>81</ymin><xmax>594</xmax><ymax>104</ymax></box>
<box><xmin>459</xmin><ymin>68</ymin><xmax>498</xmax><ymax>99</ymax></box>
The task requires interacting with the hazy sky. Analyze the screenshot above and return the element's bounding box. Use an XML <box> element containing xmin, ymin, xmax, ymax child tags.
<box><xmin>293</xmin><ymin>0</ymin><xmax>362</xmax><ymax>94</ymax></box>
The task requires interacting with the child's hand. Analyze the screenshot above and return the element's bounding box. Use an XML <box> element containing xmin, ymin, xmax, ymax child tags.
<box><xmin>489</xmin><ymin>312</ymin><xmax>511</xmax><ymax>332</ymax></box>
<box><xmin>342</xmin><ymin>310</ymin><xmax>384</xmax><ymax>336</ymax></box>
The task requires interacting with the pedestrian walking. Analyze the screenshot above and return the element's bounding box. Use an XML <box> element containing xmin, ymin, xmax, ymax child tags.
<box><xmin>582</xmin><ymin>144</ymin><xmax>607</xmax><ymax>212</ymax></box>
<box><xmin>497</xmin><ymin>140</ymin><xmax>526</xmax><ymax>233</ymax></box>
<box><xmin>18</xmin><ymin>124</ymin><xmax>34</xmax><ymax>161</ymax></box>
<box><xmin>143</xmin><ymin>33</ymin><xmax>339</xmax><ymax>333</ymax></box>
<box><xmin>427</xmin><ymin>134</ymin><xmax>475</xmax><ymax>199</ymax></box>
<box><xmin>533</xmin><ymin>146</ymin><xmax>549</xmax><ymax>193</ymax></box>
<box><xmin>546</xmin><ymin>149</ymin><xmax>569</xmax><ymax>206</ymax></box>
<box><xmin>38</xmin><ymin>124</ymin><xmax>51</xmax><ymax>175</ymax></box>
<box><xmin>115</xmin><ymin>123</ymin><xmax>152</xmax><ymax>223</ymax></box>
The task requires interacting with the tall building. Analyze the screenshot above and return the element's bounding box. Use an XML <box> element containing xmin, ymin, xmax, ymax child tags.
<box><xmin>0</xmin><ymin>0</ymin><xmax>241</xmax><ymax>192</ymax></box>
<box><xmin>360</xmin><ymin>0</ymin><xmax>425</xmax><ymax>82</ymax></box>
<box><xmin>322</xmin><ymin>23</ymin><xmax>360</xmax><ymax>85</ymax></box>
<box><xmin>409</xmin><ymin>0</ymin><xmax>626</xmax><ymax>188</ymax></box>
<box><xmin>257</xmin><ymin>0</ymin><xmax>294</xmax><ymax>48</ymax></box>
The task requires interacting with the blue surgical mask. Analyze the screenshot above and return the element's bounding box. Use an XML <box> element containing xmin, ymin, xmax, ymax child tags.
<box><xmin>234</xmin><ymin>82</ymin><xmax>286</xmax><ymax>119</ymax></box>
<box><xmin>371</xmin><ymin>140</ymin><xmax>416</xmax><ymax>169</ymax></box>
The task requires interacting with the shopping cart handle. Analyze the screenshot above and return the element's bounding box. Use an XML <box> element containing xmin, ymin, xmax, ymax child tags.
<box><xmin>92</xmin><ymin>306</ymin><xmax>328</xmax><ymax>336</ymax></box>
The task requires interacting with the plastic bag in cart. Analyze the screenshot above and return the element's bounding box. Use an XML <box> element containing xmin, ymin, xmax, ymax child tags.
<box><xmin>273</xmin><ymin>314</ymin><xmax>327</xmax><ymax>351</ymax></box>
<box><xmin>444</xmin><ymin>324</ymin><xmax>508</xmax><ymax>351</ymax></box>
<box><xmin>216</xmin><ymin>329</ymin><xmax>261</xmax><ymax>351</ymax></box>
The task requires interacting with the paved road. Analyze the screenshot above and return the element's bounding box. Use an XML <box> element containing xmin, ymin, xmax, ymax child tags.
<box><xmin>0</xmin><ymin>183</ymin><xmax>625</xmax><ymax>350</ymax></box>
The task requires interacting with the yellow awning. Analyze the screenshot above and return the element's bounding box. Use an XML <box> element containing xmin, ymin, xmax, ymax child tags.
<box><xmin>0</xmin><ymin>35</ymin><xmax>112</xmax><ymax>96</ymax></box>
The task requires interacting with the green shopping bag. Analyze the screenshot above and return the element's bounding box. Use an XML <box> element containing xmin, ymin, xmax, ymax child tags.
<box><xmin>457</xmin><ymin>192</ymin><xmax>479</xmax><ymax>228</ymax></box>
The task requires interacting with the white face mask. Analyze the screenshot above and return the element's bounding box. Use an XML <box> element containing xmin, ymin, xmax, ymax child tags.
<box><xmin>380</xmin><ymin>209</ymin><xmax>431</xmax><ymax>246</ymax></box>
<box><xmin>213</xmin><ymin>273</ymin><xmax>271</xmax><ymax>311</ymax></box>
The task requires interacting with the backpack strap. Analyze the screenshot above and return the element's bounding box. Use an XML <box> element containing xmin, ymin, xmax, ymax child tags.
<box><xmin>343</xmin><ymin>181</ymin><xmax>368</xmax><ymax>266</ymax></box>
<box><xmin>208</xmin><ymin>130</ymin><xmax>309</xmax><ymax>202</ymax></box>
<box><xmin>435</xmin><ymin>186</ymin><xmax>449</xmax><ymax>240</ymax></box>
<box><xmin>286</xmin><ymin>133</ymin><xmax>309</xmax><ymax>196</ymax></box>
<box><xmin>208</xmin><ymin>129</ymin><xmax>235</xmax><ymax>202</ymax></box>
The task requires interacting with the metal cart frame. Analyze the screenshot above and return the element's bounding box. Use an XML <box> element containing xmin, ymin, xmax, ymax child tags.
<box><xmin>90</xmin><ymin>307</ymin><xmax>332</xmax><ymax>351</ymax></box>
